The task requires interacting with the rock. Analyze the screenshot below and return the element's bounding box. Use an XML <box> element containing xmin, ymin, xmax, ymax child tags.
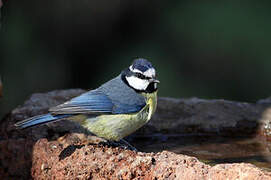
<box><xmin>30</xmin><ymin>135</ymin><xmax>271</xmax><ymax>180</ymax></box>
<box><xmin>1</xmin><ymin>89</ymin><xmax>87</xmax><ymax>140</ymax></box>
<box><xmin>257</xmin><ymin>102</ymin><xmax>271</xmax><ymax>141</ymax></box>
<box><xmin>208</xmin><ymin>163</ymin><xmax>271</xmax><ymax>180</ymax></box>
<box><xmin>0</xmin><ymin>138</ymin><xmax>36</xmax><ymax>178</ymax></box>
<box><xmin>1</xmin><ymin>89</ymin><xmax>271</xmax><ymax>179</ymax></box>
<box><xmin>148</xmin><ymin>97</ymin><xmax>260</xmax><ymax>136</ymax></box>
<box><xmin>0</xmin><ymin>89</ymin><xmax>86</xmax><ymax>179</ymax></box>
<box><xmin>29</xmin><ymin>135</ymin><xmax>271</xmax><ymax>180</ymax></box>
<box><xmin>4</xmin><ymin>89</ymin><xmax>271</xmax><ymax>139</ymax></box>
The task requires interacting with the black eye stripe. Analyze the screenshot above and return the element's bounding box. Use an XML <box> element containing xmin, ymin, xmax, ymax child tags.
<box><xmin>135</xmin><ymin>72</ymin><xmax>151</xmax><ymax>80</ymax></box>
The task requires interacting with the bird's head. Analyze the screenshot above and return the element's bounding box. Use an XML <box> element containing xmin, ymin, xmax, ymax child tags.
<box><xmin>122</xmin><ymin>58</ymin><xmax>159</xmax><ymax>93</ymax></box>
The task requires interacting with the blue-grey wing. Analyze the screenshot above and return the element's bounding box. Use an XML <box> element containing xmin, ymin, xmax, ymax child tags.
<box><xmin>112</xmin><ymin>102</ymin><xmax>145</xmax><ymax>114</ymax></box>
<box><xmin>49</xmin><ymin>90</ymin><xmax>145</xmax><ymax>115</ymax></box>
<box><xmin>49</xmin><ymin>90</ymin><xmax>113</xmax><ymax>114</ymax></box>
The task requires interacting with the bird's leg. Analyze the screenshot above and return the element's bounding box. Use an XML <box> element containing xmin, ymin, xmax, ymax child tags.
<box><xmin>119</xmin><ymin>139</ymin><xmax>138</xmax><ymax>152</ymax></box>
<box><xmin>94</xmin><ymin>138</ymin><xmax>137</xmax><ymax>151</ymax></box>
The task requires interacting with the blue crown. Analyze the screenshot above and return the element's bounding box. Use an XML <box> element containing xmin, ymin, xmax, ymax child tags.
<box><xmin>131</xmin><ymin>58</ymin><xmax>153</xmax><ymax>72</ymax></box>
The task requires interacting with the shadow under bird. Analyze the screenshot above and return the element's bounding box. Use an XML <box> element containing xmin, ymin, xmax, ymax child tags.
<box><xmin>15</xmin><ymin>58</ymin><xmax>159</xmax><ymax>147</ymax></box>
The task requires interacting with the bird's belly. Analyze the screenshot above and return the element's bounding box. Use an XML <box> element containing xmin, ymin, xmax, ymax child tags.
<box><xmin>82</xmin><ymin>106</ymin><xmax>150</xmax><ymax>141</ymax></box>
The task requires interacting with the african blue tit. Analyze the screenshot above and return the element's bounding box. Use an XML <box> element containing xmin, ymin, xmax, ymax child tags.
<box><xmin>15</xmin><ymin>58</ymin><xmax>159</xmax><ymax>142</ymax></box>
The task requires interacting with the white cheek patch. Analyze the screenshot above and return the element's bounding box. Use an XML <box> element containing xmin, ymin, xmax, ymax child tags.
<box><xmin>126</xmin><ymin>76</ymin><xmax>149</xmax><ymax>91</ymax></box>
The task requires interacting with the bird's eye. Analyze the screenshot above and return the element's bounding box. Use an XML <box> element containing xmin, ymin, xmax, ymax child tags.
<box><xmin>135</xmin><ymin>73</ymin><xmax>146</xmax><ymax>79</ymax></box>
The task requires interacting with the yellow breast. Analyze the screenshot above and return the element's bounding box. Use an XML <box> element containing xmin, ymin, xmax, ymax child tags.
<box><xmin>80</xmin><ymin>91</ymin><xmax>158</xmax><ymax>141</ymax></box>
<box><xmin>141</xmin><ymin>91</ymin><xmax>158</xmax><ymax>121</ymax></box>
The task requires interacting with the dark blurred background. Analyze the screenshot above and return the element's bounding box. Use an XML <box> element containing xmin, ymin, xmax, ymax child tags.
<box><xmin>1</xmin><ymin>0</ymin><xmax>271</xmax><ymax>118</ymax></box>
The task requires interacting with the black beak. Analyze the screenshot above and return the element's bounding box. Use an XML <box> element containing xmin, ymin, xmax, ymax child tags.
<box><xmin>151</xmin><ymin>79</ymin><xmax>160</xmax><ymax>83</ymax></box>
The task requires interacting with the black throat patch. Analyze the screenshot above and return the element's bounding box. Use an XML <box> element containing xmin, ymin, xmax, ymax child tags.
<box><xmin>121</xmin><ymin>68</ymin><xmax>158</xmax><ymax>93</ymax></box>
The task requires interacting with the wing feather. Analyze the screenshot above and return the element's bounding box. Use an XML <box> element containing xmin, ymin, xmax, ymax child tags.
<box><xmin>49</xmin><ymin>90</ymin><xmax>145</xmax><ymax>115</ymax></box>
<box><xmin>49</xmin><ymin>90</ymin><xmax>113</xmax><ymax>114</ymax></box>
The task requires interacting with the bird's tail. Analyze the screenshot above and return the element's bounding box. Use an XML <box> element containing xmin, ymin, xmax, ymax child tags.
<box><xmin>14</xmin><ymin>113</ymin><xmax>70</xmax><ymax>129</ymax></box>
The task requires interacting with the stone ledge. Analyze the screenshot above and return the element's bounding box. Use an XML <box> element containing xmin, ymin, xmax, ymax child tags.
<box><xmin>31</xmin><ymin>134</ymin><xmax>271</xmax><ymax>180</ymax></box>
<box><xmin>1</xmin><ymin>89</ymin><xmax>271</xmax><ymax>179</ymax></box>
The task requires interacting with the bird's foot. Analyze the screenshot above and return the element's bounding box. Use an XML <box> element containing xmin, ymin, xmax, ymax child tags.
<box><xmin>119</xmin><ymin>139</ymin><xmax>138</xmax><ymax>152</ymax></box>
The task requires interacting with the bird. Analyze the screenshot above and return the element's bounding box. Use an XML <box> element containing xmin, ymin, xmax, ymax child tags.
<box><xmin>15</xmin><ymin>58</ymin><xmax>159</xmax><ymax>147</ymax></box>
